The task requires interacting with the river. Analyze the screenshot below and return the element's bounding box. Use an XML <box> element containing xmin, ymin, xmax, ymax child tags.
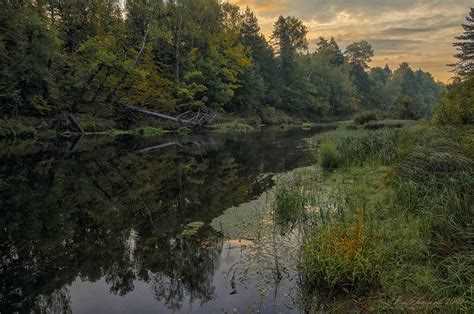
<box><xmin>0</xmin><ymin>126</ymin><xmax>335</xmax><ymax>313</ymax></box>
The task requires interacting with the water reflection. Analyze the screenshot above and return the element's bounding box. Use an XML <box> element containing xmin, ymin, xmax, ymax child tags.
<box><xmin>0</xmin><ymin>127</ymin><xmax>332</xmax><ymax>313</ymax></box>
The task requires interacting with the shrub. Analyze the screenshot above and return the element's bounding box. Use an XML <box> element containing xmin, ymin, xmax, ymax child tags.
<box><xmin>319</xmin><ymin>142</ymin><xmax>339</xmax><ymax>170</ymax></box>
<box><xmin>354</xmin><ymin>111</ymin><xmax>378</xmax><ymax>125</ymax></box>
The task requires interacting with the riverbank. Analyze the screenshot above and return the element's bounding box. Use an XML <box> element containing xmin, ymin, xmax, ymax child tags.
<box><xmin>0</xmin><ymin>115</ymin><xmax>168</xmax><ymax>140</ymax></box>
<box><xmin>0</xmin><ymin>107</ymin><xmax>415</xmax><ymax>141</ymax></box>
<box><xmin>275</xmin><ymin>125</ymin><xmax>474</xmax><ymax>311</ymax></box>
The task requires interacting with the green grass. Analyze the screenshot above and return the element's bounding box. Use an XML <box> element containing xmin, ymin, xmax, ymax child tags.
<box><xmin>87</xmin><ymin>127</ymin><xmax>166</xmax><ymax>137</ymax></box>
<box><xmin>210</xmin><ymin>120</ymin><xmax>256</xmax><ymax>134</ymax></box>
<box><xmin>301</xmin><ymin>122</ymin><xmax>314</xmax><ymax>130</ymax></box>
<box><xmin>317</xmin><ymin>128</ymin><xmax>401</xmax><ymax>170</ymax></box>
<box><xmin>296</xmin><ymin>125</ymin><xmax>474</xmax><ymax>311</ymax></box>
<box><xmin>272</xmin><ymin>169</ymin><xmax>322</xmax><ymax>233</ymax></box>
<box><xmin>274</xmin><ymin>176</ymin><xmax>309</xmax><ymax>231</ymax></box>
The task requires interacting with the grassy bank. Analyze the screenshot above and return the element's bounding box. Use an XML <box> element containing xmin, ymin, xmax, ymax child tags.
<box><xmin>0</xmin><ymin>116</ymin><xmax>166</xmax><ymax>140</ymax></box>
<box><xmin>275</xmin><ymin>125</ymin><xmax>474</xmax><ymax>311</ymax></box>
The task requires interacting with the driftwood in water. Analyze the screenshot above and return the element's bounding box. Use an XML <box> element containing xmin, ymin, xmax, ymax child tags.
<box><xmin>125</xmin><ymin>105</ymin><xmax>217</xmax><ymax>127</ymax></box>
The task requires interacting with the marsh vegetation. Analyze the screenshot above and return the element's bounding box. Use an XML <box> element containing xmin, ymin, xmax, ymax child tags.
<box><xmin>272</xmin><ymin>125</ymin><xmax>474</xmax><ymax>311</ymax></box>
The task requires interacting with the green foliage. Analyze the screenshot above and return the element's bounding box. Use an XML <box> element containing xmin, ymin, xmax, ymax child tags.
<box><xmin>0</xmin><ymin>0</ymin><xmax>445</xmax><ymax>131</ymax></box>
<box><xmin>365</xmin><ymin>63</ymin><xmax>444</xmax><ymax>118</ymax></box>
<box><xmin>354</xmin><ymin>111</ymin><xmax>378</xmax><ymax>125</ymax></box>
<box><xmin>301</xmin><ymin>126</ymin><xmax>474</xmax><ymax>310</ymax></box>
<box><xmin>0</xmin><ymin>119</ymin><xmax>37</xmax><ymax>139</ymax></box>
<box><xmin>302</xmin><ymin>209</ymin><xmax>384</xmax><ymax>292</ymax></box>
<box><xmin>211</xmin><ymin>119</ymin><xmax>255</xmax><ymax>134</ymax></box>
<box><xmin>299</xmin><ymin>53</ymin><xmax>355</xmax><ymax>116</ymax></box>
<box><xmin>319</xmin><ymin>142</ymin><xmax>339</xmax><ymax>171</ymax></box>
<box><xmin>345</xmin><ymin>41</ymin><xmax>374</xmax><ymax>69</ymax></box>
<box><xmin>434</xmin><ymin>76</ymin><xmax>474</xmax><ymax>125</ymax></box>
<box><xmin>319</xmin><ymin>129</ymin><xmax>401</xmax><ymax>169</ymax></box>
<box><xmin>272</xmin><ymin>16</ymin><xmax>308</xmax><ymax>84</ymax></box>
<box><xmin>0</xmin><ymin>2</ymin><xmax>59</xmax><ymax>116</ymax></box>
<box><xmin>274</xmin><ymin>180</ymin><xmax>308</xmax><ymax>230</ymax></box>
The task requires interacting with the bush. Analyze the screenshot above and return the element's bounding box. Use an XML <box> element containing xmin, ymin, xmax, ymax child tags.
<box><xmin>354</xmin><ymin>111</ymin><xmax>378</xmax><ymax>125</ymax></box>
<box><xmin>319</xmin><ymin>142</ymin><xmax>339</xmax><ymax>170</ymax></box>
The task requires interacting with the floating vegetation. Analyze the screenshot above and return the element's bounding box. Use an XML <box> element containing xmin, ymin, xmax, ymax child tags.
<box><xmin>181</xmin><ymin>221</ymin><xmax>206</xmax><ymax>237</ymax></box>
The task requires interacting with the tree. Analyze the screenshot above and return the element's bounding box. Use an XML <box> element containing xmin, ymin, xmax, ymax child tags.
<box><xmin>126</xmin><ymin>0</ymin><xmax>166</xmax><ymax>47</ymax></box>
<box><xmin>272</xmin><ymin>16</ymin><xmax>308</xmax><ymax>83</ymax></box>
<box><xmin>434</xmin><ymin>76</ymin><xmax>474</xmax><ymax>125</ymax></box>
<box><xmin>369</xmin><ymin>66</ymin><xmax>392</xmax><ymax>111</ymax></box>
<box><xmin>0</xmin><ymin>1</ymin><xmax>59</xmax><ymax>116</ymax></box>
<box><xmin>453</xmin><ymin>8</ymin><xmax>474</xmax><ymax>77</ymax></box>
<box><xmin>370</xmin><ymin>65</ymin><xmax>391</xmax><ymax>85</ymax></box>
<box><xmin>344</xmin><ymin>40</ymin><xmax>374</xmax><ymax>69</ymax></box>
<box><xmin>0</xmin><ymin>0</ymin><xmax>445</xmax><ymax>128</ymax></box>
<box><xmin>344</xmin><ymin>41</ymin><xmax>375</xmax><ymax>109</ymax></box>
<box><xmin>233</xmin><ymin>7</ymin><xmax>275</xmax><ymax>110</ymax></box>
<box><xmin>386</xmin><ymin>63</ymin><xmax>443</xmax><ymax>119</ymax></box>
<box><xmin>302</xmin><ymin>53</ymin><xmax>355</xmax><ymax>116</ymax></box>
<box><xmin>315</xmin><ymin>37</ymin><xmax>344</xmax><ymax>66</ymax></box>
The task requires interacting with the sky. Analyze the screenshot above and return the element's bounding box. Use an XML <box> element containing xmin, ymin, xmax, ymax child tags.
<box><xmin>231</xmin><ymin>0</ymin><xmax>472</xmax><ymax>82</ymax></box>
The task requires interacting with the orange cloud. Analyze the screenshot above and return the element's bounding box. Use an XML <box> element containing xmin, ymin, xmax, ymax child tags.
<box><xmin>229</xmin><ymin>0</ymin><xmax>471</xmax><ymax>82</ymax></box>
<box><xmin>231</xmin><ymin>0</ymin><xmax>287</xmax><ymax>15</ymax></box>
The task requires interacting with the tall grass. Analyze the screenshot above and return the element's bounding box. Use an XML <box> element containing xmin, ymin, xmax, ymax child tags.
<box><xmin>301</xmin><ymin>125</ymin><xmax>474</xmax><ymax>310</ymax></box>
<box><xmin>273</xmin><ymin>169</ymin><xmax>322</xmax><ymax>233</ymax></box>
<box><xmin>318</xmin><ymin>129</ymin><xmax>401</xmax><ymax>170</ymax></box>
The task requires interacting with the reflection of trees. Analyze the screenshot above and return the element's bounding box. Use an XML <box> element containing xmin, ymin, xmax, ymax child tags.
<box><xmin>145</xmin><ymin>231</ymin><xmax>223</xmax><ymax>310</ymax></box>
<box><xmin>0</xmin><ymin>129</ymin><xmax>316</xmax><ymax>312</ymax></box>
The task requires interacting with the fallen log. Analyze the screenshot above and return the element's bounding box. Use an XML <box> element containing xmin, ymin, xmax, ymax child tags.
<box><xmin>124</xmin><ymin>105</ymin><xmax>217</xmax><ymax>127</ymax></box>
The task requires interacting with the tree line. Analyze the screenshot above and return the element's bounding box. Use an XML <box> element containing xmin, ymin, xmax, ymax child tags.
<box><xmin>0</xmin><ymin>0</ymin><xmax>444</xmax><ymax>125</ymax></box>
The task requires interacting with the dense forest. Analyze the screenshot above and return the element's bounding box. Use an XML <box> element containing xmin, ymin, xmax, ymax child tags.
<box><xmin>1</xmin><ymin>0</ymin><xmax>445</xmax><ymax>134</ymax></box>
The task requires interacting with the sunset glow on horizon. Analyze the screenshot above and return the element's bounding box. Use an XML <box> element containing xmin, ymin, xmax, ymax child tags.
<box><xmin>231</xmin><ymin>0</ymin><xmax>472</xmax><ymax>82</ymax></box>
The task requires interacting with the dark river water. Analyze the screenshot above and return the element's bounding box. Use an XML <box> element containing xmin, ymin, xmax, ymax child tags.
<box><xmin>0</xmin><ymin>126</ymin><xmax>334</xmax><ymax>313</ymax></box>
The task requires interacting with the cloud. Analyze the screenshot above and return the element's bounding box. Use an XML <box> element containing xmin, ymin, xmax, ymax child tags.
<box><xmin>230</xmin><ymin>0</ymin><xmax>472</xmax><ymax>81</ymax></box>
<box><xmin>369</xmin><ymin>39</ymin><xmax>424</xmax><ymax>51</ymax></box>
